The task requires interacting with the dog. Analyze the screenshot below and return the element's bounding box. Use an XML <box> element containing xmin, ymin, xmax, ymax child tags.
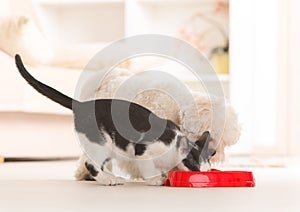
<box><xmin>75</xmin><ymin>67</ymin><xmax>240</xmax><ymax>181</ymax></box>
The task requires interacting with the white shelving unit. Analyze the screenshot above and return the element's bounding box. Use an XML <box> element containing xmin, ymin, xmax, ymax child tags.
<box><xmin>34</xmin><ymin>0</ymin><xmax>125</xmax><ymax>43</ymax></box>
<box><xmin>33</xmin><ymin>0</ymin><xmax>229</xmax><ymax>97</ymax></box>
<box><xmin>125</xmin><ymin>0</ymin><xmax>216</xmax><ymax>37</ymax></box>
<box><xmin>34</xmin><ymin>0</ymin><xmax>228</xmax><ymax>43</ymax></box>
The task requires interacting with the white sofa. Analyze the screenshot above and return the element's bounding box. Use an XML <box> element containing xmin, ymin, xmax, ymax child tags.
<box><xmin>0</xmin><ymin>51</ymin><xmax>82</xmax><ymax>157</ymax></box>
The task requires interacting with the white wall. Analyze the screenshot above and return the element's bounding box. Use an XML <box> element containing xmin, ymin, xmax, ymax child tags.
<box><xmin>287</xmin><ymin>0</ymin><xmax>300</xmax><ymax>155</ymax></box>
<box><xmin>229</xmin><ymin>0</ymin><xmax>296</xmax><ymax>155</ymax></box>
<box><xmin>229</xmin><ymin>0</ymin><xmax>255</xmax><ymax>154</ymax></box>
<box><xmin>230</xmin><ymin>0</ymin><xmax>300</xmax><ymax>156</ymax></box>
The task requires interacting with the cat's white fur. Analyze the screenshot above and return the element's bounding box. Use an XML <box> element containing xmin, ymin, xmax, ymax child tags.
<box><xmin>75</xmin><ymin>68</ymin><xmax>240</xmax><ymax>182</ymax></box>
<box><xmin>78</xmin><ymin>128</ymin><xmax>192</xmax><ymax>185</ymax></box>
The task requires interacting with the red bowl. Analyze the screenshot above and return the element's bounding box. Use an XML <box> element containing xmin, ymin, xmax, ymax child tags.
<box><xmin>165</xmin><ymin>169</ymin><xmax>255</xmax><ymax>188</ymax></box>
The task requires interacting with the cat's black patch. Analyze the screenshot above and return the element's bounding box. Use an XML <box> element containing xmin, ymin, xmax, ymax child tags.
<box><xmin>157</xmin><ymin>121</ymin><xmax>177</xmax><ymax>145</ymax></box>
<box><xmin>176</xmin><ymin>135</ymin><xmax>183</xmax><ymax>149</ymax></box>
<box><xmin>181</xmin><ymin>131</ymin><xmax>215</xmax><ymax>171</ymax></box>
<box><xmin>73</xmin><ymin>101</ymin><xmax>106</xmax><ymax>144</ymax></box>
<box><xmin>85</xmin><ymin>162</ymin><xmax>99</xmax><ymax>177</ymax></box>
<box><xmin>134</xmin><ymin>143</ymin><xmax>146</xmax><ymax>156</ymax></box>
<box><xmin>113</xmin><ymin>133</ymin><xmax>131</xmax><ymax>153</ymax></box>
<box><xmin>182</xmin><ymin>156</ymin><xmax>200</xmax><ymax>171</ymax></box>
<box><xmin>100</xmin><ymin>158</ymin><xmax>111</xmax><ymax>171</ymax></box>
<box><xmin>74</xmin><ymin>99</ymin><xmax>179</xmax><ymax>155</ymax></box>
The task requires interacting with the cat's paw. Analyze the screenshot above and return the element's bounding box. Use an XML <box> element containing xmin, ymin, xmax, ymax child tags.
<box><xmin>145</xmin><ymin>176</ymin><xmax>166</xmax><ymax>186</ymax></box>
<box><xmin>95</xmin><ymin>174</ymin><xmax>124</xmax><ymax>186</ymax></box>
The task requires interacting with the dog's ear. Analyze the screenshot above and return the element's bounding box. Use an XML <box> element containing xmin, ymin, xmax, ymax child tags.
<box><xmin>195</xmin><ymin>131</ymin><xmax>210</xmax><ymax>150</ymax></box>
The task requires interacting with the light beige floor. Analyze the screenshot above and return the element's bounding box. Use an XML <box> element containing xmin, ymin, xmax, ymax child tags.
<box><xmin>0</xmin><ymin>160</ymin><xmax>300</xmax><ymax>212</ymax></box>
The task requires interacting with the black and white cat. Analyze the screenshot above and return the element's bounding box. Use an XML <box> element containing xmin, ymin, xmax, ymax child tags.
<box><xmin>15</xmin><ymin>54</ymin><xmax>216</xmax><ymax>186</ymax></box>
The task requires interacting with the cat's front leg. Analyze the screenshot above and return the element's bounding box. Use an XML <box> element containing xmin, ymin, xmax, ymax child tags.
<box><xmin>85</xmin><ymin>161</ymin><xmax>124</xmax><ymax>186</ymax></box>
<box><xmin>137</xmin><ymin>160</ymin><xmax>166</xmax><ymax>186</ymax></box>
<box><xmin>93</xmin><ymin>171</ymin><xmax>125</xmax><ymax>186</ymax></box>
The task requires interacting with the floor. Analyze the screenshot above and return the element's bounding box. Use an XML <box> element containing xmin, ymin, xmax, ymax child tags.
<box><xmin>0</xmin><ymin>160</ymin><xmax>300</xmax><ymax>212</ymax></box>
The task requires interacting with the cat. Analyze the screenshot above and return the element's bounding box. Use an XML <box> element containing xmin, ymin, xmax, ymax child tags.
<box><xmin>15</xmin><ymin>54</ymin><xmax>216</xmax><ymax>186</ymax></box>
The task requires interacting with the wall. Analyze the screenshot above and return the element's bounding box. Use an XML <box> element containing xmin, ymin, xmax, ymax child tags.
<box><xmin>287</xmin><ymin>0</ymin><xmax>300</xmax><ymax>155</ymax></box>
<box><xmin>0</xmin><ymin>0</ymin><xmax>11</xmax><ymax>16</ymax></box>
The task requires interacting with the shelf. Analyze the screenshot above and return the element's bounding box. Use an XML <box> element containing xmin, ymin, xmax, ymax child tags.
<box><xmin>145</xmin><ymin>59</ymin><xmax>229</xmax><ymax>82</ymax></box>
<box><xmin>33</xmin><ymin>0</ymin><xmax>230</xmax><ymax>96</ymax></box>
<box><xmin>136</xmin><ymin>0</ymin><xmax>228</xmax><ymax>5</ymax></box>
<box><xmin>34</xmin><ymin>0</ymin><xmax>124</xmax><ymax>6</ymax></box>
<box><xmin>174</xmin><ymin>73</ymin><xmax>230</xmax><ymax>82</ymax></box>
<box><xmin>34</xmin><ymin>1</ymin><xmax>125</xmax><ymax>44</ymax></box>
<box><xmin>34</xmin><ymin>0</ymin><xmax>227</xmax><ymax>5</ymax></box>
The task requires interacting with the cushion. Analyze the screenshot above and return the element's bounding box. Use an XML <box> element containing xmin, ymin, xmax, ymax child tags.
<box><xmin>0</xmin><ymin>15</ymin><xmax>54</xmax><ymax>66</ymax></box>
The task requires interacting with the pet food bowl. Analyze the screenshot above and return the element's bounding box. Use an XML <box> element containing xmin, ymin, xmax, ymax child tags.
<box><xmin>165</xmin><ymin>169</ymin><xmax>255</xmax><ymax>188</ymax></box>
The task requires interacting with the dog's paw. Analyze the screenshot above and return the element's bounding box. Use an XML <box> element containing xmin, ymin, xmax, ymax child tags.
<box><xmin>145</xmin><ymin>176</ymin><xmax>166</xmax><ymax>186</ymax></box>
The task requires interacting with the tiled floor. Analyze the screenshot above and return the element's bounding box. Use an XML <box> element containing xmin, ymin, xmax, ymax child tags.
<box><xmin>0</xmin><ymin>160</ymin><xmax>300</xmax><ymax>212</ymax></box>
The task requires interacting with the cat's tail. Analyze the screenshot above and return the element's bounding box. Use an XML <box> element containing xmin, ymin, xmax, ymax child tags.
<box><xmin>15</xmin><ymin>54</ymin><xmax>79</xmax><ymax>110</ymax></box>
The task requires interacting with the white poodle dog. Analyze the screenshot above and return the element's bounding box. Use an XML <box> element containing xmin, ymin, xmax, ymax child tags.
<box><xmin>75</xmin><ymin>67</ymin><xmax>241</xmax><ymax>181</ymax></box>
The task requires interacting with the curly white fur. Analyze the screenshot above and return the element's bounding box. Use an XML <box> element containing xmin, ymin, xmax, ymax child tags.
<box><xmin>74</xmin><ymin>68</ymin><xmax>240</xmax><ymax>180</ymax></box>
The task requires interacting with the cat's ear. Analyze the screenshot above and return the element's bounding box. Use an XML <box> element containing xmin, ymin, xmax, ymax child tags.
<box><xmin>195</xmin><ymin>131</ymin><xmax>210</xmax><ymax>150</ymax></box>
<box><xmin>208</xmin><ymin>148</ymin><xmax>216</xmax><ymax>157</ymax></box>
<box><xmin>179</xmin><ymin>136</ymin><xmax>193</xmax><ymax>155</ymax></box>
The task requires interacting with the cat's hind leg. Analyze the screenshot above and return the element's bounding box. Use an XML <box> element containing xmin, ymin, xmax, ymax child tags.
<box><xmin>85</xmin><ymin>160</ymin><xmax>125</xmax><ymax>186</ymax></box>
<box><xmin>74</xmin><ymin>154</ymin><xmax>94</xmax><ymax>181</ymax></box>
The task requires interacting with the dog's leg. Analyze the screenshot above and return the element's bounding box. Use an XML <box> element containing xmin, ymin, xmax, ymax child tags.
<box><xmin>74</xmin><ymin>154</ymin><xmax>94</xmax><ymax>181</ymax></box>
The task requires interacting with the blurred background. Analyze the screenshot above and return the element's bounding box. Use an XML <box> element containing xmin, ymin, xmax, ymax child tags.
<box><xmin>0</xmin><ymin>0</ymin><xmax>299</xmax><ymax>165</ymax></box>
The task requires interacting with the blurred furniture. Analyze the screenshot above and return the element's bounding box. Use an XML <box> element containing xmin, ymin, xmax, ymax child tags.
<box><xmin>0</xmin><ymin>0</ymin><xmax>230</xmax><ymax>157</ymax></box>
<box><xmin>0</xmin><ymin>51</ymin><xmax>81</xmax><ymax>157</ymax></box>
